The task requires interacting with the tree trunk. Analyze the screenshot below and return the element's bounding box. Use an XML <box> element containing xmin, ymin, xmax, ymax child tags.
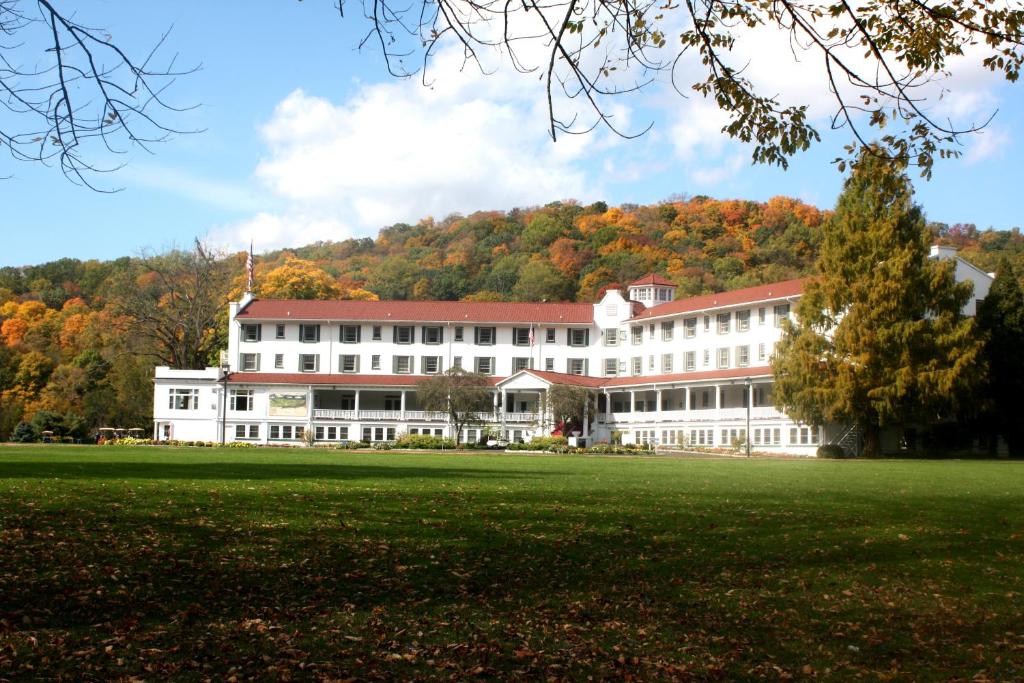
<box><xmin>862</xmin><ymin>421</ymin><xmax>881</xmax><ymax>458</ymax></box>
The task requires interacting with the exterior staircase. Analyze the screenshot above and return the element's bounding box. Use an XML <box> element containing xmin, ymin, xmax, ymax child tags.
<box><xmin>835</xmin><ymin>424</ymin><xmax>862</xmax><ymax>456</ymax></box>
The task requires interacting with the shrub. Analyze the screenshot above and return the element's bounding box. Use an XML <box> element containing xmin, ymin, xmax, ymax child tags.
<box><xmin>11</xmin><ymin>422</ymin><xmax>38</xmax><ymax>443</ymax></box>
<box><xmin>227</xmin><ymin>441</ymin><xmax>257</xmax><ymax>448</ymax></box>
<box><xmin>394</xmin><ymin>434</ymin><xmax>457</xmax><ymax>450</ymax></box>
<box><xmin>372</xmin><ymin>441</ymin><xmax>394</xmax><ymax>450</ymax></box>
<box><xmin>817</xmin><ymin>444</ymin><xmax>848</xmax><ymax>459</ymax></box>
<box><xmin>335</xmin><ymin>440</ymin><xmax>370</xmax><ymax>450</ymax></box>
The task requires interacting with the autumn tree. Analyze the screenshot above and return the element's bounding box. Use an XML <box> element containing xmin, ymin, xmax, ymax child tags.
<box><xmin>109</xmin><ymin>241</ymin><xmax>231</xmax><ymax>369</ymax></box>
<box><xmin>257</xmin><ymin>258</ymin><xmax>344</xmax><ymax>300</ymax></box>
<box><xmin>416</xmin><ymin>369</ymin><xmax>493</xmax><ymax>445</ymax></box>
<box><xmin>547</xmin><ymin>384</ymin><xmax>596</xmax><ymax>435</ymax></box>
<box><xmin>976</xmin><ymin>260</ymin><xmax>1024</xmax><ymax>456</ymax></box>
<box><xmin>772</xmin><ymin>150</ymin><xmax>983</xmax><ymax>457</ymax></box>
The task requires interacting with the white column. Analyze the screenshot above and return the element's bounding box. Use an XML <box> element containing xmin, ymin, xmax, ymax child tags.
<box><xmin>355</xmin><ymin>389</ymin><xmax>361</xmax><ymax>415</ymax></box>
<box><xmin>604</xmin><ymin>389</ymin><xmax>611</xmax><ymax>419</ymax></box>
<box><xmin>685</xmin><ymin>386</ymin><xmax>691</xmax><ymax>412</ymax></box>
<box><xmin>714</xmin><ymin>384</ymin><xmax>720</xmax><ymax>410</ymax></box>
<box><xmin>582</xmin><ymin>398</ymin><xmax>590</xmax><ymax>440</ymax></box>
<box><xmin>656</xmin><ymin>388</ymin><xmax>663</xmax><ymax>416</ymax></box>
<box><xmin>307</xmin><ymin>385</ymin><xmax>314</xmax><ymax>442</ymax></box>
<box><xmin>630</xmin><ymin>390</ymin><xmax>636</xmax><ymax>414</ymax></box>
<box><xmin>400</xmin><ymin>390</ymin><xmax>406</xmax><ymax>420</ymax></box>
<box><xmin>500</xmin><ymin>389</ymin><xmax>507</xmax><ymax>438</ymax></box>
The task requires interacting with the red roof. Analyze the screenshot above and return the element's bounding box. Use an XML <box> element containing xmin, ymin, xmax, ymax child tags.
<box><xmin>236</xmin><ymin>299</ymin><xmax>593</xmax><ymax>324</ymax></box>
<box><xmin>497</xmin><ymin>367</ymin><xmax>773</xmax><ymax>388</ymax></box>
<box><xmin>601</xmin><ymin>366</ymin><xmax>773</xmax><ymax>387</ymax></box>
<box><xmin>504</xmin><ymin>370</ymin><xmax>607</xmax><ymax>388</ymax></box>
<box><xmin>629</xmin><ymin>279</ymin><xmax>805</xmax><ymax>321</ymax></box>
<box><xmin>629</xmin><ymin>273</ymin><xmax>676</xmax><ymax>287</ymax></box>
<box><xmin>226</xmin><ymin>372</ymin><xmax>502</xmax><ymax>386</ymax></box>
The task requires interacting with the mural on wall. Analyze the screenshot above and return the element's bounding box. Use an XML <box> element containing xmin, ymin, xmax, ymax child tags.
<box><xmin>269</xmin><ymin>393</ymin><xmax>307</xmax><ymax>417</ymax></box>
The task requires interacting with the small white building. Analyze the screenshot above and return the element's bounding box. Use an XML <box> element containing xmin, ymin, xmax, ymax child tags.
<box><xmin>152</xmin><ymin>249</ymin><xmax>992</xmax><ymax>455</ymax></box>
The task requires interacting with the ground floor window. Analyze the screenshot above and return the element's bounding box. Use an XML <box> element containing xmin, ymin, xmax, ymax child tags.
<box><xmin>720</xmin><ymin>428</ymin><xmax>747</xmax><ymax>447</ymax></box>
<box><xmin>753</xmin><ymin>427</ymin><xmax>783</xmax><ymax>445</ymax></box>
<box><xmin>689</xmin><ymin>429</ymin><xmax>714</xmax><ymax>447</ymax></box>
<box><xmin>270</xmin><ymin>425</ymin><xmax>304</xmax><ymax>440</ymax></box>
<box><xmin>234</xmin><ymin>424</ymin><xmax>259</xmax><ymax>440</ymax></box>
<box><xmin>790</xmin><ymin>426</ymin><xmax>820</xmax><ymax>445</ymax></box>
<box><xmin>362</xmin><ymin>426</ymin><xmax>397</xmax><ymax>442</ymax></box>
<box><xmin>314</xmin><ymin>425</ymin><xmax>349</xmax><ymax>441</ymax></box>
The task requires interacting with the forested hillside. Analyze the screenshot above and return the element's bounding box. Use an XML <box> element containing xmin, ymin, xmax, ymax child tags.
<box><xmin>1</xmin><ymin>196</ymin><xmax>1021</xmax><ymax>440</ymax></box>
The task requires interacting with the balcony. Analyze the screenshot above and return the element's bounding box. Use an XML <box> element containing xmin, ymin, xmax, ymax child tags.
<box><xmin>311</xmin><ymin>409</ymin><xmax>539</xmax><ymax>423</ymax></box>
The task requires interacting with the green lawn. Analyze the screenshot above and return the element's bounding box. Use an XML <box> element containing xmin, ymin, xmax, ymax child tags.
<box><xmin>0</xmin><ymin>446</ymin><xmax>1021</xmax><ymax>680</ymax></box>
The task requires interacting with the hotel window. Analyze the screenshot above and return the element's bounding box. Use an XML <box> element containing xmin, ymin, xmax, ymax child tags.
<box><xmin>684</xmin><ymin>350</ymin><xmax>696</xmax><ymax>371</ymax></box>
<box><xmin>631</xmin><ymin>326</ymin><xmax>643</xmax><ymax>345</ymax></box>
<box><xmin>703</xmin><ymin>349</ymin><xmax>710</xmax><ymax>367</ymax></box>
<box><xmin>372</xmin><ymin>325</ymin><xmax>382</xmax><ymax>341</ymax></box>
<box><xmin>371</xmin><ymin>354</ymin><xmax>381</xmax><ymax>370</ymax></box>
<box><xmin>234</xmin><ymin>424</ymin><xmax>259</xmax><ymax>440</ymax></box>
<box><xmin>339</xmin><ymin>354</ymin><xmax>359</xmax><ymax>373</ymax></box>
<box><xmin>603</xmin><ymin>358</ymin><xmax>618</xmax><ymax>376</ymax></box>
<box><xmin>394</xmin><ymin>326</ymin><xmax>414</xmax><ymax>344</ymax></box>
<box><xmin>422</xmin><ymin>326</ymin><xmax>443</xmax><ymax>345</ymax></box>
<box><xmin>513</xmin><ymin>327</ymin><xmax>531</xmax><ymax>346</ymax></box>
<box><xmin>422</xmin><ymin>356</ymin><xmax>441</xmax><ymax>374</ymax></box>
<box><xmin>229</xmin><ymin>389</ymin><xmax>253</xmax><ymax>411</ymax></box>
<box><xmin>545</xmin><ymin>358</ymin><xmax>554</xmax><ymax>371</ymax></box>
<box><xmin>452</xmin><ymin>356</ymin><xmax>463</xmax><ymax>370</ymax></box>
<box><xmin>241</xmin><ymin>323</ymin><xmax>261</xmax><ymax>342</ymax></box>
<box><xmin>240</xmin><ymin>353</ymin><xmax>260</xmax><ymax>371</ymax></box>
<box><xmin>717</xmin><ymin>313</ymin><xmax>731</xmax><ymax>334</ymax></box>
<box><xmin>475</xmin><ymin>357</ymin><xmax>495</xmax><ymax>375</ymax></box>
<box><xmin>737</xmin><ymin>310</ymin><xmax>750</xmax><ymax>332</ymax></box>
<box><xmin>169</xmin><ymin>388</ymin><xmax>199</xmax><ymax>410</ymax></box>
<box><xmin>270</xmin><ymin>425</ymin><xmax>301</xmax><ymax>441</ymax></box>
<box><xmin>454</xmin><ymin>326</ymin><xmax>464</xmax><ymax>342</ymax></box>
<box><xmin>475</xmin><ymin>326</ymin><xmax>496</xmax><ymax>345</ymax></box>
<box><xmin>300</xmin><ymin>354</ymin><xmax>320</xmax><ymax>372</ymax></box>
<box><xmin>737</xmin><ymin>345</ymin><xmax>750</xmax><ymax>367</ymax></box>
<box><xmin>774</xmin><ymin>304</ymin><xmax>791</xmax><ymax>327</ymax></box>
<box><xmin>632</xmin><ymin>357</ymin><xmax>642</xmax><ymax>376</ymax></box>
<box><xmin>275</xmin><ymin>324</ymin><xmax>286</xmax><ymax>339</ymax></box>
<box><xmin>567</xmin><ymin>358</ymin><xmax>587</xmax><ymax>375</ymax></box>
<box><xmin>662</xmin><ymin>353</ymin><xmax>673</xmax><ymax>373</ymax></box>
<box><xmin>604</xmin><ymin>329</ymin><xmax>618</xmax><ymax>346</ymax></box>
<box><xmin>683</xmin><ymin>318</ymin><xmax>696</xmax><ymax>338</ymax></box>
<box><xmin>568</xmin><ymin>328</ymin><xmax>589</xmax><ymax>347</ymax></box>
<box><xmin>758</xmin><ymin>307</ymin><xmax>766</xmax><ymax>325</ymax></box>
<box><xmin>300</xmin><ymin>324</ymin><xmax>320</xmax><ymax>343</ymax></box>
<box><xmin>545</xmin><ymin>328</ymin><xmax>556</xmax><ymax>343</ymax></box>
<box><xmin>661</xmin><ymin>321</ymin><xmax>674</xmax><ymax>341</ymax></box>
<box><xmin>513</xmin><ymin>357</ymin><xmax>531</xmax><ymax>372</ymax></box>
<box><xmin>340</xmin><ymin>325</ymin><xmax>361</xmax><ymax>343</ymax></box>
<box><xmin>274</xmin><ymin>354</ymin><xmax>284</xmax><ymax>369</ymax></box>
<box><xmin>758</xmin><ymin>343</ymin><xmax>766</xmax><ymax>361</ymax></box>
<box><xmin>393</xmin><ymin>355</ymin><xmax>413</xmax><ymax>374</ymax></box>
<box><xmin>717</xmin><ymin>347</ymin><xmax>729</xmax><ymax>369</ymax></box>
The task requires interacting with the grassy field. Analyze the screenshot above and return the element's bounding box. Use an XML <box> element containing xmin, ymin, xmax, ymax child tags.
<box><xmin>0</xmin><ymin>446</ymin><xmax>1021</xmax><ymax>681</ymax></box>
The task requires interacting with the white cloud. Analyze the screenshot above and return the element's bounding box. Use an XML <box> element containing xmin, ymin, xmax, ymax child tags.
<box><xmin>208</xmin><ymin>212</ymin><xmax>354</xmax><ymax>254</ymax></box>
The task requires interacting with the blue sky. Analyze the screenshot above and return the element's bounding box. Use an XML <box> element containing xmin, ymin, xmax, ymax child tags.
<box><xmin>1</xmin><ymin>1</ymin><xmax>1020</xmax><ymax>267</ymax></box>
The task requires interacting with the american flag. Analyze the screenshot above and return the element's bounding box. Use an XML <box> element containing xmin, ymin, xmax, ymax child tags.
<box><xmin>245</xmin><ymin>241</ymin><xmax>255</xmax><ymax>292</ymax></box>
<box><xmin>529</xmin><ymin>324</ymin><xmax>535</xmax><ymax>347</ymax></box>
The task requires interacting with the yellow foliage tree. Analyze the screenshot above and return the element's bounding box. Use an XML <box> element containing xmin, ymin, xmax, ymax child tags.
<box><xmin>256</xmin><ymin>258</ymin><xmax>342</xmax><ymax>300</ymax></box>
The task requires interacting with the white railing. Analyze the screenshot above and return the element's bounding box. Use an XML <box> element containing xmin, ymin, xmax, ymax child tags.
<box><xmin>605</xmin><ymin>406</ymin><xmax>783</xmax><ymax>423</ymax></box>
<box><xmin>503</xmin><ymin>412</ymin><xmax>539</xmax><ymax>423</ymax></box>
<box><xmin>313</xmin><ymin>409</ymin><xmax>358</xmax><ymax>420</ymax></box>
<box><xmin>402</xmin><ymin>410</ymin><xmax>450</xmax><ymax>421</ymax></box>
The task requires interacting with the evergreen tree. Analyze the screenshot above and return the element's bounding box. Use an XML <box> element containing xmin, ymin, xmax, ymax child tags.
<box><xmin>772</xmin><ymin>150</ymin><xmax>983</xmax><ymax>457</ymax></box>
<box><xmin>976</xmin><ymin>260</ymin><xmax>1024</xmax><ymax>456</ymax></box>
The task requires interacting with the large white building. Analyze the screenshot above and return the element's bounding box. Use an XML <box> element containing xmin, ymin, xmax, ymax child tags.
<box><xmin>152</xmin><ymin>246</ymin><xmax>992</xmax><ymax>455</ymax></box>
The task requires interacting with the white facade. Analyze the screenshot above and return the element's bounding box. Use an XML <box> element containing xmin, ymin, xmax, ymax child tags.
<box><xmin>153</xmin><ymin>249</ymin><xmax>993</xmax><ymax>455</ymax></box>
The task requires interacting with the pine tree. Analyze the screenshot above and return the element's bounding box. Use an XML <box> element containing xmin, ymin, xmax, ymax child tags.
<box><xmin>976</xmin><ymin>260</ymin><xmax>1024</xmax><ymax>456</ymax></box>
<box><xmin>772</xmin><ymin>150</ymin><xmax>983</xmax><ymax>457</ymax></box>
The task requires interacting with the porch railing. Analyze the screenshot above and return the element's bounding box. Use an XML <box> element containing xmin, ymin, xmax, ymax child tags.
<box><xmin>312</xmin><ymin>409</ymin><xmax>540</xmax><ymax>423</ymax></box>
